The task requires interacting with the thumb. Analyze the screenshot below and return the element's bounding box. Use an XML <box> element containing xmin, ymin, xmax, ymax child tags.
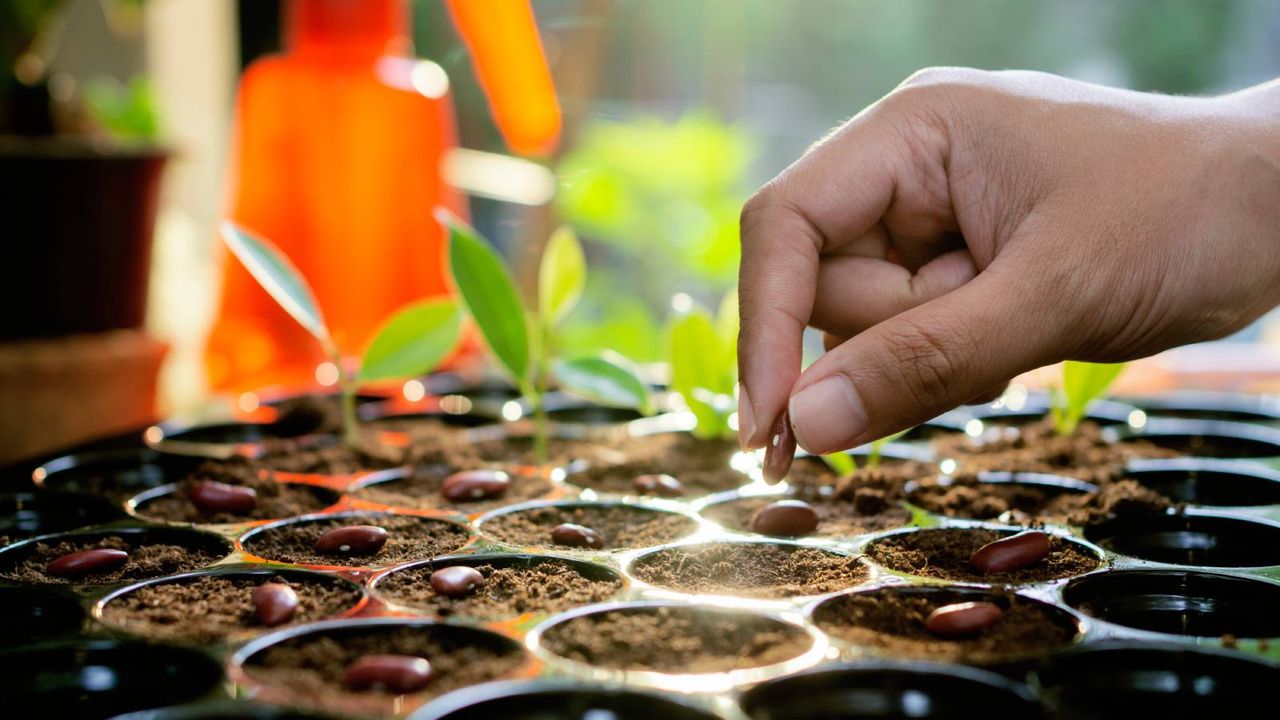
<box><xmin>787</xmin><ymin>266</ymin><xmax>1057</xmax><ymax>453</ymax></box>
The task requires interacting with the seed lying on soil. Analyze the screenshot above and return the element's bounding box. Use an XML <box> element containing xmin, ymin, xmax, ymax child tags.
<box><xmin>751</xmin><ymin>500</ymin><xmax>819</xmax><ymax>537</ymax></box>
<box><xmin>429</xmin><ymin>566</ymin><xmax>485</xmax><ymax>597</ymax></box>
<box><xmin>970</xmin><ymin>531</ymin><xmax>1051</xmax><ymax>574</ymax></box>
<box><xmin>551</xmin><ymin>523</ymin><xmax>605</xmax><ymax>549</ymax></box>
<box><xmin>633</xmin><ymin>474</ymin><xmax>685</xmax><ymax>498</ymax></box>
<box><xmin>763</xmin><ymin>411</ymin><xmax>797</xmax><ymax>484</ymax></box>
<box><xmin>314</xmin><ymin>525</ymin><xmax>389</xmax><ymax>556</ymax></box>
<box><xmin>188</xmin><ymin>480</ymin><xmax>258</xmax><ymax>514</ymax></box>
<box><xmin>253</xmin><ymin>582</ymin><xmax>299</xmax><ymax>627</ymax></box>
<box><xmin>341</xmin><ymin>654</ymin><xmax>433</xmax><ymax>694</ymax></box>
<box><xmin>441</xmin><ymin>470</ymin><xmax>510</xmax><ymax>502</ymax></box>
<box><xmin>925</xmin><ymin>601</ymin><xmax>1004</xmax><ymax>636</ymax></box>
<box><xmin>46</xmin><ymin>548</ymin><xmax>129</xmax><ymax>577</ymax></box>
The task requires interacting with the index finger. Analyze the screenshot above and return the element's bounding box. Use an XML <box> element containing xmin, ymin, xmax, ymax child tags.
<box><xmin>735</xmin><ymin>114</ymin><xmax>901</xmax><ymax>451</ymax></box>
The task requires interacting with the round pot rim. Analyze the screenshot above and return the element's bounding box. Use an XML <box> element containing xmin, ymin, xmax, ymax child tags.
<box><xmin>738</xmin><ymin>657</ymin><xmax>1040</xmax><ymax>709</ymax></box>
<box><xmin>405</xmin><ymin>677</ymin><xmax>719</xmax><ymax>720</ymax></box>
<box><xmin>859</xmin><ymin>521</ymin><xmax>1108</xmax><ymax>585</ymax></box>
<box><xmin>525</xmin><ymin>598</ymin><xmax>827</xmax><ymax>689</ymax></box>
<box><xmin>125</xmin><ymin>481</ymin><xmax>346</xmax><ymax>526</ymax></box>
<box><xmin>805</xmin><ymin>582</ymin><xmax>1090</xmax><ymax>644</ymax></box>
<box><xmin>92</xmin><ymin>564</ymin><xmax>370</xmax><ymax>631</ymax></box>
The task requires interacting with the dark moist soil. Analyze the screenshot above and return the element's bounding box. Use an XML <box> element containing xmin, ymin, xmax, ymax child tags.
<box><xmin>376</xmin><ymin>559</ymin><xmax>622</xmax><ymax>619</ymax></box>
<box><xmin>352</xmin><ymin>465</ymin><xmax>554</xmax><ymax>514</ymax></box>
<box><xmin>480</xmin><ymin>504</ymin><xmax>697</xmax><ymax>551</ymax></box>
<box><xmin>813</xmin><ymin>589</ymin><xmax>1078</xmax><ymax>664</ymax></box>
<box><xmin>101</xmin><ymin>574</ymin><xmax>362</xmax><ymax>642</ymax></box>
<box><xmin>245</xmin><ymin>625</ymin><xmax>524</xmax><ymax>700</ymax></box>
<box><xmin>1</xmin><ymin>535</ymin><xmax>224</xmax><ymax>585</ymax></box>
<box><xmin>629</xmin><ymin>543</ymin><xmax>868</xmax><ymax>599</ymax></box>
<box><xmin>242</xmin><ymin>513</ymin><xmax>470</xmax><ymax>567</ymax></box>
<box><xmin>470</xmin><ymin>432</ymin><xmax>631</xmax><ymax>469</ymax></box>
<box><xmin>136</xmin><ymin>460</ymin><xmax>339</xmax><ymax>523</ymax></box>
<box><xmin>702</xmin><ymin>458</ymin><xmax>933</xmax><ymax>537</ymax></box>
<box><xmin>565</xmin><ymin>434</ymin><xmax>748</xmax><ymax>496</ymax></box>
<box><xmin>867</xmin><ymin>528</ymin><xmax>1101</xmax><ymax>584</ymax></box>
<box><xmin>540</xmin><ymin>606</ymin><xmax>812</xmax><ymax>673</ymax></box>
<box><xmin>254</xmin><ymin>419</ymin><xmax>483</xmax><ymax>475</ymax></box>
<box><xmin>909</xmin><ymin>476</ymin><xmax>1173</xmax><ymax>526</ymax></box>
<box><xmin>702</xmin><ymin>495</ymin><xmax>911</xmax><ymax>537</ymax></box>
<box><xmin>271</xmin><ymin>394</ymin><xmax>348</xmax><ymax>435</ymax></box>
<box><xmin>931</xmin><ymin>420</ymin><xmax>1178</xmax><ymax>484</ymax></box>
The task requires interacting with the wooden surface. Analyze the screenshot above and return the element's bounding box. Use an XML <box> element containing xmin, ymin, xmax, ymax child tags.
<box><xmin>0</xmin><ymin>329</ymin><xmax>166</xmax><ymax>464</ymax></box>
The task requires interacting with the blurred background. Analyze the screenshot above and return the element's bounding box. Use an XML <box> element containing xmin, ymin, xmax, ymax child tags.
<box><xmin>3</xmin><ymin>0</ymin><xmax>1279</xmax><ymax>461</ymax></box>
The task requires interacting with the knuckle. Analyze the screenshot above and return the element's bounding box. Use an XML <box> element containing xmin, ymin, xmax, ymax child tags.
<box><xmin>899</xmin><ymin>66</ymin><xmax>989</xmax><ymax>90</ymax></box>
<box><xmin>880</xmin><ymin>318</ymin><xmax>970</xmax><ymax>411</ymax></box>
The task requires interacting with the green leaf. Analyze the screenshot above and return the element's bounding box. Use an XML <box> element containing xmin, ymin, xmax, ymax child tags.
<box><xmin>716</xmin><ymin>287</ymin><xmax>739</xmax><ymax>385</ymax></box>
<box><xmin>220</xmin><ymin>222</ymin><xmax>331</xmax><ymax>348</ymax></box>
<box><xmin>538</xmin><ymin>226</ymin><xmax>586</xmax><ymax>327</ymax></box>
<box><xmin>1054</xmin><ymin>361</ymin><xmax>1127</xmax><ymax>435</ymax></box>
<box><xmin>554</xmin><ymin>351</ymin><xmax>652</xmax><ymax>414</ymax></box>
<box><xmin>822</xmin><ymin>452</ymin><xmax>856</xmax><ymax>476</ymax></box>
<box><xmin>439</xmin><ymin>210</ymin><xmax>531</xmax><ymax>384</ymax></box>
<box><xmin>359</xmin><ymin>299</ymin><xmax>461</xmax><ymax>382</ymax></box>
<box><xmin>668</xmin><ymin>308</ymin><xmax>732</xmax><ymax>438</ymax></box>
<box><xmin>866</xmin><ymin>428</ymin><xmax>909</xmax><ymax>469</ymax></box>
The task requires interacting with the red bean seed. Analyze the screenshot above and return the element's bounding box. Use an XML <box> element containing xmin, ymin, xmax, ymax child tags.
<box><xmin>342</xmin><ymin>654</ymin><xmax>433</xmax><ymax>694</ymax></box>
<box><xmin>429</xmin><ymin>565</ymin><xmax>485</xmax><ymax>597</ymax></box>
<box><xmin>189</xmin><ymin>481</ymin><xmax>258</xmax><ymax>514</ymax></box>
<box><xmin>252</xmin><ymin>582</ymin><xmax>299</xmax><ymax>627</ymax></box>
<box><xmin>762</xmin><ymin>411</ymin><xmax>796</xmax><ymax>484</ymax></box>
<box><xmin>441</xmin><ymin>470</ymin><xmax>510</xmax><ymax>502</ymax></box>
<box><xmin>633</xmin><ymin>474</ymin><xmax>685</xmax><ymax>497</ymax></box>
<box><xmin>314</xmin><ymin>525</ymin><xmax>389</xmax><ymax>556</ymax></box>
<box><xmin>925</xmin><ymin>601</ymin><xmax>1004</xmax><ymax>636</ymax></box>
<box><xmin>970</xmin><ymin>531</ymin><xmax>1052</xmax><ymax>574</ymax></box>
<box><xmin>46</xmin><ymin>548</ymin><xmax>129</xmax><ymax>577</ymax></box>
<box><xmin>550</xmin><ymin>523</ymin><xmax>605</xmax><ymax>549</ymax></box>
<box><xmin>751</xmin><ymin>499</ymin><xmax>819</xmax><ymax>537</ymax></box>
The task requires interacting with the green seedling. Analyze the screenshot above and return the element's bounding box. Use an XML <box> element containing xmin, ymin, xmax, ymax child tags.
<box><xmin>220</xmin><ymin>222</ymin><xmax>461</xmax><ymax>448</ymax></box>
<box><xmin>1051</xmin><ymin>360</ymin><xmax>1127</xmax><ymax>436</ymax></box>
<box><xmin>820</xmin><ymin>428</ymin><xmax>907</xmax><ymax>477</ymax></box>
<box><xmin>666</xmin><ymin>290</ymin><xmax>738</xmax><ymax>440</ymax></box>
<box><xmin>438</xmin><ymin>211</ymin><xmax>652</xmax><ymax>463</ymax></box>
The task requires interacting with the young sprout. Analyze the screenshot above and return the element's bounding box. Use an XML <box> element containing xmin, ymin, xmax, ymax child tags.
<box><xmin>1051</xmin><ymin>360</ymin><xmax>1127</xmax><ymax>436</ymax></box>
<box><xmin>437</xmin><ymin>211</ymin><xmax>652</xmax><ymax>463</ymax></box>
<box><xmin>819</xmin><ymin>428</ymin><xmax>907</xmax><ymax>477</ymax></box>
<box><xmin>666</xmin><ymin>290</ymin><xmax>739</xmax><ymax>440</ymax></box>
<box><xmin>220</xmin><ymin>222</ymin><xmax>460</xmax><ymax>447</ymax></box>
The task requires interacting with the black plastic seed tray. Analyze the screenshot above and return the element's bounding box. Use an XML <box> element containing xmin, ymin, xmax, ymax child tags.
<box><xmin>2</xmin><ymin>389</ymin><xmax>1280</xmax><ymax>719</ymax></box>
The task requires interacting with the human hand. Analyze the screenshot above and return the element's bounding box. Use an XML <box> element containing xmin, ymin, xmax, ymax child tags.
<box><xmin>737</xmin><ymin>68</ymin><xmax>1280</xmax><ymax>472</ymax></box>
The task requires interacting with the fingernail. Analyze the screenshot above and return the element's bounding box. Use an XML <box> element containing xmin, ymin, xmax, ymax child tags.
<box><xmin>737</xmin><ymin>383</ymin><xmax>757</xmax><ymax>450</ymax></box>
<box><xmin>789</xmin><ymin>375</ymin><xmax>868</xmax><ymax>453</ymax></box>
<box><xmin>762</xmin><ymin>410</ymin><xmax>796</xmax><ymax>484</ymax></box>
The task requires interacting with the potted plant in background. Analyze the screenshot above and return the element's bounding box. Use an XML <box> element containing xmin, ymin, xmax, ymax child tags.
<box><xmin>0</xmin><ymin>0</ymin><xmax>170</xmax><ymax>464</ymax></box>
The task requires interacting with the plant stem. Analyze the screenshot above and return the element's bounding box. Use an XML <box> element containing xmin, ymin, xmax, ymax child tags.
<box><xmin>337</xmin><ymin>358</ymin><xmax>359</xmax><ymax>450</ymax></box>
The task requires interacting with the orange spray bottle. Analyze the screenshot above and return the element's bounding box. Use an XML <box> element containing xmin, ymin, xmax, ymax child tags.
<box><xmin>205</xmin><ymin>0</ymin><xmax>559</xmax><ymax>395</ymax></box>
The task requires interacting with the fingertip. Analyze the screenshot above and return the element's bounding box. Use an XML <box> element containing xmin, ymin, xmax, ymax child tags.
<box><xmin>789</xmin><ymin>375</ymin><xmax>869</xmax><ymax>454</ymax></box>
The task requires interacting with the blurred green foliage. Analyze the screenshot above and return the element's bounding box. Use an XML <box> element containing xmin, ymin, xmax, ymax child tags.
<box><xmin>85</xmin><ymin>75</ymin><xmax>160</xmax><ymax>142</ymax></box>
<box><xmin>554</xmin><ymin>113</ymin><xmax>754</xmax><ymax>360</ymax></box>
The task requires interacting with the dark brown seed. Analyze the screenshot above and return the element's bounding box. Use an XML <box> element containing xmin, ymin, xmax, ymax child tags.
<box><xmin>441</xmin><ymin>469</ymin><xmax>510</xmax><ymax>502</ymax></box>
<box><xmin>762</xmin><ymin>410</ymin><xmax>796</xmax><ymax>484</ymax></box>
<box><xmin>633</xmin><ymin>474</ymin><xmax>685</xmax><ymax>497</ymax></box>
<box><xmin>342</xmin><ymin>654</ymin><xmax>433</xmax><ymax>694</ymax></box>
<box><xmin>550</xmin><ymin>522</ymin><xmax>605</xmax><ymax>549</ymax></box>
<box><xmin>314</xmin><ymin>525</ymin><xmax>389</xmax><ymax>556</ymax></box>
<box><xmin>750</xmin><ymin>499</ymin><xmax>820</xmax><ymax>536</ymax></box>
<box><xmin>188</xmin><ymin>480</ymin><xmax>258</xmax><ymax>514</ymax></box>
<box><xmin>46</xmin><ymin>548</ymin><xmax>129</xmax><ymax>577</ymax></box>
<box><xmin>429</xmin><ymin>565</ymin><xmax>485</xmax><ymax>597</ymax></box>
<box><xmin>970</xmin><ymin>530</ymin><xmax>1052</xmax><ymax>574</ymax></box>
<box><xmin>252</xmin><ymin>582</ymin><xmax>299</xmax><ymax>627</ymax></box>
<box><xmin>926</xmin><ymin>601</ymin><xmax>1004</xmax><ymax>636</ymax></box>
